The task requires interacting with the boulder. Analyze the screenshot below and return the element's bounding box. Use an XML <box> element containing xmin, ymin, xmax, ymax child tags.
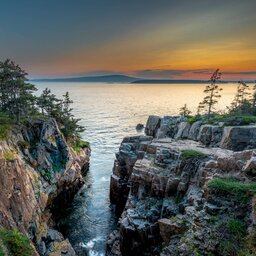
<box><xmin>243</xmin><ymin>156</ymin><xmax>256</xmax><ymax>178</ymax></box>
<box><xmin>220</xmin><ymin>126</ymin><xmax>256</xmax><ymax>151</ymax></box>
<box><xmin>158</xmin><ymin>218</ymin><xmax>187</xmax><ymax>244</ymax></box>
<box><xmin>198</xmin><ymin>125</ymin><xmax>213</xmax><ymax>146</ymax></box>
<box><xmin>188</xmin><ymin>121</ymin><xmax>203</xmax><ymax>141</ymax></box>
<box><xmin>211</xmin><ymin>126</ymin><xmax>223</xmax><ymax>146</ymax></box>
<box><xmin>136</xmin><ymin>123</ymin><xmax>144</xmax><ymax>131</ymax></box>
<box><xmin>145</xmin><ymin>115</ymin><xmax>161</xmax><ymax>137</ymax></box>
<box><xmin>174</xmin><ymin>122</ymin><xmax>191</xmax><ymax>140</ymax></box>
<box><xmin>156</xmin><ymin>116</ymin><xmax>187</xmax><ymax>139</ymax></box>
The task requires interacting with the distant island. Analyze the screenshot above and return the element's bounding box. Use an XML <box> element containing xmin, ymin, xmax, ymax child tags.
<box><xmin>132</xmin><ymin>79</ymin><xmax>208</xmax><ymax>84</ymax></box>
<box><xmin>32</xmin><ymin>75</ymin><xmax>255</xmax><ymax>84</ymax></box>
<box><xmin>32</xmin><ymin>74</ymin><xmax>138</xmax><ymax>83</ymax></box>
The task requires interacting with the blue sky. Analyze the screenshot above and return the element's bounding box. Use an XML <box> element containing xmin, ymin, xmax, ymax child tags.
<box><xmin>1</xmin><ymin>0</ymin><xmax>256</xmax><ymax>79</ymax></box>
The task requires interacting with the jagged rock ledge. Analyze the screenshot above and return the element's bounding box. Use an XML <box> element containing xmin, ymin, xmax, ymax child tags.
<box><xmin>0</xmin><ymin>118</ymin><xmax>90</xmax><ymax>255</ymax></box>
<box><xmin>108</xmin><ymin>115</ymin><xmax>256</xmax><ymax>256</ymax></box>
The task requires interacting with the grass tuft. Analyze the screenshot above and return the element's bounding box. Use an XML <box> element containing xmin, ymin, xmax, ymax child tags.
<box><xmin>73</xmin><ymin>139</ymin><xmax>90</xmax><ymax>153</ymax></box>
<box><xmin>0</xmin><ymin>228</ymin><xmax>33</xmax><ymax>256</ymax></box>
<box><xmin>208</xmin><ymin>178</ymin><xmax>256</xmax><ymax>202</ymax></box>
<box><xmin>180</xmin><ymin>149</ymin><xmax>206</xmax><ymax>160</ymax></box>
<box><xmin>226</xmin><ymin>219</ymin><xmax>247</xmax><ymax>238</ymax></box>
<box><xmin>3</xmin><ymin>151</ymin><xmax>15</xmax><ymax>161</ymax></box>
<box><xmin>208</xmin><ymin>178</ymin><xmax>256</xmax><ymax>194</ymax></box>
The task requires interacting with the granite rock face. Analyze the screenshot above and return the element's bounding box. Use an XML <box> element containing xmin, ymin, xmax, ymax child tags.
<box><xmin>145</xmin><ymin>115</ymin><xmax>161</xmax><ymax>137</ymax></box>
<box><xmin>108</xmin><ymin>115</ymin><xmax>256</xmax><ymax>256</ymax></box>
<box><xmin>0</xmin><ymin>118</ymin><xmax>90</xmax><ymax>256</ymax></box>
<box><xmin>220</xmin><ymin>125</ymin><xmax>256</xmax><ymax>151</ymax></box>
<box><xmin>144</xmin><ymin>115</ymin><xmax>256</xmax><ymax>151</ymax></box>
<box><xmin>110</xmin><ymin>135</ymin><xmax>153</xmax><ymax>216</ymax></box>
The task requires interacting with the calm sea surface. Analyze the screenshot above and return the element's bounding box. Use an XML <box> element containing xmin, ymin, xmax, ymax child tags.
<box><xmin>35</xmin><ymin>82</ymin><xmax>238</xmax><ymax>255</ymax></box>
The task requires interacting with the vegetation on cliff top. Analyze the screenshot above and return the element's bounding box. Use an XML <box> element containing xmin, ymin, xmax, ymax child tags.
<box><xmin>198</xmin><ymin>69</ymin><xmax>222</xmax><ymax>121</ymax></box>
<box><xmin>0</xmin><ymin>59</ymin><xmax>84</xmax><ymax>141</ymax></box>
<box><xmin>181</xmin><ymin>69</ymin><xmax>256</xmax><ymax>125</ymax></box>
<box><xmin>0</xmin><ymin>228</ymin><xmax>33</xmax><ymax>256</ymax></box>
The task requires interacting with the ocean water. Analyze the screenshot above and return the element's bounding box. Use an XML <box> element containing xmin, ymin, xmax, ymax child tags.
<box><xmin>34</xmin><ymin>82</ymin><xmax>238</xmax><ymax>255</ymax></box>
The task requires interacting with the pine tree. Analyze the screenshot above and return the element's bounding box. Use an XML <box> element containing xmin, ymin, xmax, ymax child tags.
<box><xmin>0</xmin><ymin>59</ymin><xmax>37</xmax><ymax>123</ymax></box>
<box><xmin>198</xmin><ymin>69</ymin><xmax>222</xmax><ymax>121</ymax></box>
<box><xmin>229</xmin><ymin>81</ymin><xmax>251</xmax><ymax>114</ymax></box>
<box><xmin>179</xmin><ymin>104</ymin><xmax>191</xmax><ymax>117</ymax></box>
<box><xmin>37</xmin><ymin>88</ymin><xmax>60</xmax><ymax>115</ymax></box>
<box><xmin>250</xmin><ymin>81</ymin><xmax>256</xmax><ymax>110</ymax></box>
<box><xmin>58</xmin><ymin>92</ymin><xmax>85</xmax><ymax>140</ymax></box>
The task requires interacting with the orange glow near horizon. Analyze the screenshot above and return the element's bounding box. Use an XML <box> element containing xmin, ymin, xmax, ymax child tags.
<box><xmin>3</xmin><ymin>1</ymin><xmax>254</xmax><ymax>81</ymax></box>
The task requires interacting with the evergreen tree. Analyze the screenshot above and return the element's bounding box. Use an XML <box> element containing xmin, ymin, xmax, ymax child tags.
<box><xmin>37</xmin><ymin>88</ymin><xmax>60</xmax><ymax>115</ymax></box>
<box><xmin>251</xmin><ymin>81</ymin><xmax>256</xmax><ymax>110</ymax></box>
<box><xmin>179</xmin><ymin>104</ymin><xmax>191</xmax><ymax>117</ymax></box>
<box><xmin>0</xmin><ymin>59</ymin><xmax>37</xmax><ymax>123</ymax></box>
<box><xmin>58</xmin><ymin>92</ymin><xmax>85</xmax><ymax>140</ymax></box>
<box><xmin>229</xmin><ymin>81</ymin><xmax>251</xmax><ymax>114</ymax></box>
<box><xmin>0</xmin><ymin>58</ymin><xmax>85</xmax><ymax>140</ymax></box>
<box><xmin>198</xmin><ymin>69</ymin><xmax>222</xmax><ymax>121</ymax></box>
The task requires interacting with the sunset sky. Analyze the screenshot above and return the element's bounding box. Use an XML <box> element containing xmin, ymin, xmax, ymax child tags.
<box><xmin>1</xmin><ymin>0</ymin><xmax>256</xmax><ymax>80</ymax></box>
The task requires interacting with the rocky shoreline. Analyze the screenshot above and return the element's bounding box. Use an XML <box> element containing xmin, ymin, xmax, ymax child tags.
<box><xmin>108</xmin><ymin>115</ymin><xmax>256</xmax><ymax>256</ymax></box>
<box><xmin>0</xmin><ymin>118</ymin><xmax>90</xmax><ymax>255</ymax></box>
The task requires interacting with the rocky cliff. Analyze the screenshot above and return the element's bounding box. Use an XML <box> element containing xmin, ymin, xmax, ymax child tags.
<box><xmin>108</xmin><ymin>115</ymin><xmax>256</xmax><ymax>256</ymax></box>
<box><xmin>0</xmin><ymin>118</ymin><xmax>90</xmax><ymax>255</ymax></box>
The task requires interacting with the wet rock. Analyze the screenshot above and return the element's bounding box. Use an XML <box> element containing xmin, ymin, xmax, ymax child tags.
<box><xmin>136</xmin><ymin>123</ymin><xmax>144</xmax><ymax>131</ymax></box>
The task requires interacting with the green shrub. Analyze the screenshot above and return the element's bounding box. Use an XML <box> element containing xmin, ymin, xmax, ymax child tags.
<box><xmin>0</xmin><ymin>112</ymin><xmax>14</xmax><ymax>141</ymax></box>
<box><xmin>43</xmin><ymin>169</ymin><xmax>52</xmax><ymax>180</ymax></box>
<box><xmin>208</xmin><ymin>178</ymin><xmax>256</xmax><ymax>194</ymax></box>
<box><xmin>187</xmin><ymin>116</ymin><xmax>201</xmax><ymax>124</ymax></box>
<box><xmin>0</xmin><ymin>246</ymin><xmax>4</xmax><ymax>256</ymax></box>
<box><xmin>0</xmin><ymin>228</ymin><xmax>33</xmax><ymax>256</ymax></box>
<box><xmin>180</xmin><ymin>149</ymin><xmax>206</xmax><ymax>160</ymax></box>
<box><xmin>73</xmin><ymin>139</ymin><xmax>90</xmax><ymax>153</ymax></box>
<box><xmin>0</xmin><ymin>124</ymin><xmax>11</xmax><ymax>141</ymax></box>
<box><xmin>227</xmin><ymin>219</ymin><xmax>247</xmax><ymax>238</ymax></box>
<box><xmin>3</xmin><ymin>151</ymin><xmax>15</xmax><ymax>161</ymax></box>
<box><xmin>208</xmin><ymin>178</ymin><xmax>256</xmax><ymax>202</ymax></box>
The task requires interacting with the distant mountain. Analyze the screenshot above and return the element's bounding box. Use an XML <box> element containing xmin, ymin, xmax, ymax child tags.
<box><xmin>32</xmin><ymin>76</ymin><xmax>248</xmax><ymax>84</ymax></box>
<box><xmin>132</xmin><ymin>79</ymin><xmax>203</xmax><ymax>84</ymax></box>
<box><xmin>132</xmin><ymin>79</ymin><xmax>256</xmax><ymax>84</ymax></box>
<box><xmin>32</xmin><ymin>74</ymin><xmax>139</xmax><ymax>83</ymax></box>
<box><xmin>131</xmin><ymin>79</ymin><xmax>231</xmax><ymax>84</ymax></box>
